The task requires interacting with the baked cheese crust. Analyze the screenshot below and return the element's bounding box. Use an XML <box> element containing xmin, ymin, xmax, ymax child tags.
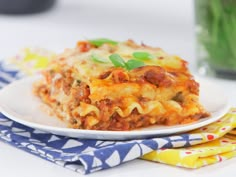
<box><xmin>34</xmin><ymin>39</ymin><xmax>209</xmax><ymax>131</ymax></box>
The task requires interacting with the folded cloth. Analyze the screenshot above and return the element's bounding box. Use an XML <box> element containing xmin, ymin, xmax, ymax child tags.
<box><xmin>1</xmin><ymin>111</ymin><xmax>235</xmax><ymax>174</ymax></box>
<box><xmin>0</xmin><ymin>59</ymin><xmax>236</xmax><ymax>174</ymax></box>
<box><xmin>142</xmin><ymin>110</ymin><xmax>236</xmax><ymax>168</ymax></box>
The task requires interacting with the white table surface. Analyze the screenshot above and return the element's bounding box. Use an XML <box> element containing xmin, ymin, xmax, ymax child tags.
<box><xmin>0</xmin><ymin>0</ymin><xmax>236</xmax><ymax>176</ymax></box>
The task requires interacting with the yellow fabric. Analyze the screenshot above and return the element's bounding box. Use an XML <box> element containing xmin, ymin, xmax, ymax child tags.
<box><xmin>142</xmin><ymin>108</ymin><xmax>236</xmax><ymax>168</ymax></box>
<box><xmin>10</xmin><ymin>48</ymin><xmax>55</xmax><ymax>75</ymax></box>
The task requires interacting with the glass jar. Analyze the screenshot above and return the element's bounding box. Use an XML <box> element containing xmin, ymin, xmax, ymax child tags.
<box><xmin>195</xmin><ymin>0</ymin><xmax>236</xmax><ymax>79</ymax></box>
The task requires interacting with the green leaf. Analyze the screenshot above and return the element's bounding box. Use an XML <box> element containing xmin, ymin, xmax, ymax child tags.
<box><xmin>109</xmin><ymin>54</ymin><xmax>126</xmax><ymax>68</ymax></box>
<box><xmin>195</xmin><ymin>0</ymin><xmax>236</xmax><ymax>70</ymax></box>
<box><xmin>91</xmin><ymin>54</ymin><xmax>108</xmax><ymax>63</ymax></box>
<box><xmin>89</xmin><ymin>38</ymin><xmax>118</xmax><ymax>47</ymax></box>
<box><xmin>125</xmin><ymin>59</ymin><xmax>145</xmax><ymax>70</ymax></box>
<box><xmin>132</xmin><ymin>51</ymin><xmax>155</xmax><ymax>60</ymax></box>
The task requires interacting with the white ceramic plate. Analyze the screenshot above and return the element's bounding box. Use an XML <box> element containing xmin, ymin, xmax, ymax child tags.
<box><xmin>0</xmin><ymin>76</ymin><xmax>230</xmax><ymax>140</ymax></box>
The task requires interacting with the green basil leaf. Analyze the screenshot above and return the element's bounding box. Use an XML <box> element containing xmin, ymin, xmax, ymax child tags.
<box><xmin>132</xmin><ymin>51</ymin><xmax>155</xmax><ymax>60</ymax></box>
<box><xmin>109</xmin><ymin>54</ymin><xmax>126</xmax><ymax>68</ymax></box>
<box><xmin>91</xmin><ymin>54</ymin><xmax>108</xmax><ymax>63</ymax></box>
<box><xmin>89</xmin><ymin>38</ymin><xmax>118</xmax><ymax>47</ymax></box>
<box><xmin>125</xmin><ymin>59</ymin><xmax>145</xmax><ymax>70</ymax></box>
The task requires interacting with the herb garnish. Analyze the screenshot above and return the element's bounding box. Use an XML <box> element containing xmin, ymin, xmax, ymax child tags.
<box><xmin>91</xmin><ymin>54</ymin><xmax>108</xmax><ymax>63</ymax></box>
<box><xmin>89</xmin><ymin>38</ymin><xmax>118</xmax><ymax>47</ymax></box>
<box><xmin>132</xmin><ymin>51</ymin><xmax>155</xmax><ymax>60</ymax></box>
<box><xmin>109</xmin><ymin>54</ymin><xmax>145</xmax><ymax>70</ymax></box>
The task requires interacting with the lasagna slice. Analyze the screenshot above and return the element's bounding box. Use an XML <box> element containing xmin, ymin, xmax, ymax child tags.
<box><xmin>34</xmin><ymin>39</ymin><xmax>209</xmax><ymax>131</ymax></box>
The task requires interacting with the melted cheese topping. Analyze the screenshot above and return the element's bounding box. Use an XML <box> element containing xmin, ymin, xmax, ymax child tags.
<box><xmin>47</xmin><ymin>41</ymin><xmax>185</xmax><ymax>84</ymax></box>
<box><xmin>34</xmin><ymin>39</ymin><xmax>209</xmax><ymax>131</ymax></box>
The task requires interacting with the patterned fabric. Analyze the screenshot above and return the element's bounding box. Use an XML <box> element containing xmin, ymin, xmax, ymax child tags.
<box><xmin>0</xmin><ymin>59</ymin><xmax>236</xmax><ymax>174</ymax></box>
<box><xmin>142</xmin><ymin>110</ymin><xmax>236</xmax><ymax>168</ymax></box>
<box><xmin>9</xmin><ymin>47</ymin><xmax>54</xmax><ymax>75</ymax></box>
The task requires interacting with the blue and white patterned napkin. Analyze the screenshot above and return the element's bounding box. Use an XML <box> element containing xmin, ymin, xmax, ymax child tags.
<box><xmin>0</xmin><ymin>61</ymin><xmax>204</xmax><ymax>174</ymax></box>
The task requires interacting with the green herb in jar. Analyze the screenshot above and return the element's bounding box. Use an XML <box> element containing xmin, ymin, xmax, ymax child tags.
<box><xmin>195</xmin><ymin>0</ymin><xmax>236</xmax><ymax>74</ymax></box>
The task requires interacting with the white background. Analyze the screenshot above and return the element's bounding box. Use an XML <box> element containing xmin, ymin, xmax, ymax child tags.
<box><xmin>0</xmin><ymin>0</ymin><xmax>195</xmax><ymax>68</ymax></box>
<box><xmin>0</xmin><ymin>0</ymin><xmax>236</xmax><ymax>176</ymax></box>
